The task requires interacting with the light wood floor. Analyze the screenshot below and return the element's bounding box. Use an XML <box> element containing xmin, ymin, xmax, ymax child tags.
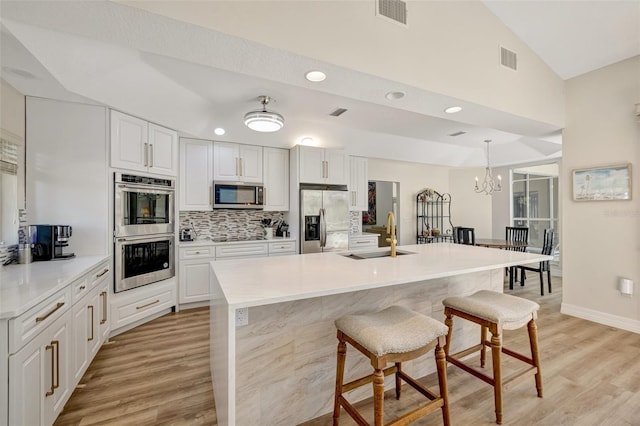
<box><xmin>55</xmin><ymin>276</ymin><xmax>640</xmax><ymax>425</ymax></box>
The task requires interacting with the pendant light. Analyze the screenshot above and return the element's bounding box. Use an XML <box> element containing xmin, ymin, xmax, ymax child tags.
<box><xmin>474</xmin><ymin>140</ymin><xmax>502</xmax><ymax>195</ymax></box>
<box><xmin>244</xmin><ymin>96</ymin><xmax>284</xmax><ymax>132</ymax></box>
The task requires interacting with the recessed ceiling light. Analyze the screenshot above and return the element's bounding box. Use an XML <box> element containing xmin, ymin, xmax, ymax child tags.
<box><xmin>444</xmin><ymin>106</ymin><xmax>463</xmax><ymax>114</ymax></box>
<box><xmin>385</xmin><ymin>91</ymin><xmax>405</xmax><ymax>100</ymax></box>
<box><xmin>300</xmin><ymin>137</ymin><xmax>314</xmax><ymax>145</ymax></box>
<box><xmin>305</xmin><ymin>70</ymin><xmax>326</xmax><ymax>82</ymax></box>
<box><xmin>214</xmin><ymin>127</ymin><xmax>226</xmax><ymax>136</ymax></box>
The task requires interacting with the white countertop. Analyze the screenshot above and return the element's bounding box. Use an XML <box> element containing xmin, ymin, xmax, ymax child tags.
<box><xmin>0</xmin><ymin>255</ymin><xmax>110</xmax><ymax>319</ymax></box>
<box><xmin>179</xmin><ymin>237</ymin><xmax>295</xmax><ymax>247</ymax></box>
<box><xmin>211</xmin><ymin>243</ymin><xmax>552</xmax><ymax>309</ymax></box>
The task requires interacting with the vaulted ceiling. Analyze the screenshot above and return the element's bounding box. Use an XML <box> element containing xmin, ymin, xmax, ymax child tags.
<box><xmin>1</xmin><ymin>1</ymin><xmax>638</xmax><ymax>168</ymax></box>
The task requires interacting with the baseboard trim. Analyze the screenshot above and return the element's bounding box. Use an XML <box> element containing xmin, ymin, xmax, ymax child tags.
<box><xmin>561</xmin><ymin>303</ymin><xmax>640</xmax><ymax>334</ymax></box>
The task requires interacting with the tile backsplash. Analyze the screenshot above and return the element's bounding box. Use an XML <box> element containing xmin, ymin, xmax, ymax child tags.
<box><xmin>349</xmin><ymin>211</ymin><xmax>362</xmax><ymax>234</ymax></box>
<box><xmin>180</xmin><ymin>210</ymin><xmax>285</xmax><ymax>241</ymax></box>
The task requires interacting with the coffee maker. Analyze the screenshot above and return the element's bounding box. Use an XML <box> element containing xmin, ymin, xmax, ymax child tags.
<box><xmin>29</xmin><ymin>225</ymin><xmax>75</xmax><ymax>261</ymax></box>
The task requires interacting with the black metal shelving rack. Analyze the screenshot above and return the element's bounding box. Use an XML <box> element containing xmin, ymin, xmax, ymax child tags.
<box><xmin>416</xmin><ymin>189</ymin><xmax>453</xmax><ymax>244</ymax></box>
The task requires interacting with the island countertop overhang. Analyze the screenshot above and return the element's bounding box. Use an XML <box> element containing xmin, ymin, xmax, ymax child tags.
<box><xmin>211</xmin><ymin>243</ymin><xmax>552</xmax><ymax>309</ymax></box>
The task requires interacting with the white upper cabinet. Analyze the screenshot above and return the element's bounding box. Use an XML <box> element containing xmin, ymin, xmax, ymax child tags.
<box><xmin>298</xmin><ymin>145</ymin><xmax>348</xmax><ymax>185</ymax></box>
<box><xmin>110</xmin><ymin>110</ymin><xmax>178</xmax><ymax>177</ymax></box>
<box><xmin>179</xmin><ymin>138</ymin><xmax>213</xmax><ymax>211</ymax></box>
<box><xmin>263</xmin><ymin>147</ymin><xmax>289</xmax><ymax>211</ymax></box>
<box><xmin>348</xmin><ymin>156</ymin><xmax>368</xmax><ymax>211</ymax></box>
<box><xmin>213</xmin><ymin>141</ymin><xmax>263</xmax><ymax>183</ymax></box>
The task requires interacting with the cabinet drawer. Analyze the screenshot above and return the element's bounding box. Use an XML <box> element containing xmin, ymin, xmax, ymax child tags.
<box><xmin>349</xmin><ymin>235</ymin><xmax>379</xmax><ymax>251</ymax></box>
<box><xmin>179</xmin><ymin>246</ymin><xmax>215</xmax><ymax>260</ymax></box>
<box><xmin>215</xmin><ymin>242</ymin><xmax>267</xmax><ymax>259</ymax></box>
<box><xmin>268</xmin><ymin>241</ymin><xmax>296</xmax><ymax>255</ymax></box>
<box><xmin>110</xmin><ymin>280</ymin><xmax>176</xmax><ymax>331</ymax></box>
<box><xmin>88</xmin><ymin>261</ymin><xmax>110</xmax><ymax>289</ymax></box>
<box><xmin>9</xmin><ymin>287</ymin><xmax>71</xmax><ymax>354</ymax></box>
<box><xmin>71</xmin><ymin>276</ymin><xmax>90</xmax><ymax>305</ymax></box>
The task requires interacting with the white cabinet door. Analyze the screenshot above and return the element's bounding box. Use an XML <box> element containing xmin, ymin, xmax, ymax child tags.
<box><xmin>298</xmin><ymin>146</ymin><xmax>348</xmax><ymax>185</ymax></box>
<box><xmin>148</xmin><ymin>123</ymin><xmax>178</xmax><ymax>176</ymax></box>
<box><xmin>179</xmin><ymin>260</ymin><xmax>212</xmax><ymax>304</ymax></box>
<box><xmin>9</xmin><ymin>309</ymin><xmax>71</xmax><ymax>426</ymax></box>
<box><xmin>349</xmin><ymin>156</ymin><xmax>368</xmax><ymax>211</ymax></box>
<box><xmin>298</xmin><ymin>145</ymin><xmax>325</xmax><ymax>184</ymax></box>
<box><xmin>87</xmin><ymin>289</ymin><xmax>102</xmax><ymax>360</ymax></box>
<box><xmin>71</xmin><ymin>299</ymin><xmax>90</xmax><ymax>386</ymax></box>
<box><xmin>263</xmin><ymin>147</ymin><xmax>289</xmax><ymax>211</ymax></box>
<box><xmin>110</xmin><ymin>110</ymin><xmax>148</xmax><ymax>174</ymax></box>
<box><xmin>213</xmin><ymin>142</ymin><xmax>239</xmax><ymax>181</ymax></box>
<box><xmin>214</xmin><ymin>142</ymin><xmax>263</xmax><ymax>183</ymax></box>
<box><xmin>180</xmin><ymin>138</ymin><xmax>213</xmax><ymax>211</ymax></box>
<box><xmin>110</xmin><ymin>110</ymin><xmax>178</xmax><ymax>177</ymax></box>
<box><xmin>325</xmin><ymin>150</ymin><xmax>348</xmax><ymax>185</ymax></box>
<box><xmin>238</xmin><ymin>144</ymin><xmax>263</xmax><ymax>183</ymax></box>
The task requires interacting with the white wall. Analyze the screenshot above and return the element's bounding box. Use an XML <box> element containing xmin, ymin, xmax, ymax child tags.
<box><xmin>562</xmin><ymin>56</ymin><xmax>640</xmax><ymax>332</ymax></box>
<box><xmin>26</xmin><ymin>97</ymin><xmax>109</xmax><ymax>256</ymax></box>
<box><xmin>449</xmin><ymin>167</ymin><xmax>493</xmax><ymax>238</ymax></box>
<box><xmin>368</xmin><ymin>158</ymin><xmax>450</xmax><ymax>245</ymax></box>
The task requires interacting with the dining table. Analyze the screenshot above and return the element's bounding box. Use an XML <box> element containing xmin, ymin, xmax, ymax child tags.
<box><xmin>475</xmin><ymin>238</ymin><xmax>528</xmax><ymax>289</ymax></box>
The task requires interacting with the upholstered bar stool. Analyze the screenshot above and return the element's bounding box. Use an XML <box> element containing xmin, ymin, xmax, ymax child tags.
<box><xmin>333</xmin><ymin>305</ymin><xmax>451</xmax><ymax>426</ymax></box>
<box><xmin>442</xmin><ymin>290</ymin><xmax>542</xmax><ymax>424</ymax></box>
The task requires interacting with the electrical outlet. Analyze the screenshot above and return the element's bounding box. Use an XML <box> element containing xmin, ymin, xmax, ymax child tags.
<box><xmin>235</xmin><ymin>307</ymin><xmax>248</xmax><ymax>326</ymax></box>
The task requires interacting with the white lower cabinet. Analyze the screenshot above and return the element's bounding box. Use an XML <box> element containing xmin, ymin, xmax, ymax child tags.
<box><xmin>110</xmin><ymin>278</ymin><xmax>177</xmax><ymax>331</ymax></box>
<box><xmin>178</xmin><ymin>240</ymin><xmax>296</xmax><ymax>305</ymax></box>
<box><xmin>9</xmin><ymin>308</ymin><xmax>72</xmax><ymax>426</ymax></box>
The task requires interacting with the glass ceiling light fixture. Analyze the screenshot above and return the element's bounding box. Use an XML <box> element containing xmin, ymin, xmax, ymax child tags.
<box><xmin>474</xmin><ymin>139</ymin><xmax>502</xmax><ymax>195</ymax></box>
<box><xmin>244</xmin><ymin>95</ymin><xmax>284</xmax><ymax>132</ymax></box>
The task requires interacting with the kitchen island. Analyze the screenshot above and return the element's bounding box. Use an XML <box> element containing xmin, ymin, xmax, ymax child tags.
<box><xmin>210</xmin><ymin>243</ymin><xmax>551</xmax><ymax>425</ymax></box>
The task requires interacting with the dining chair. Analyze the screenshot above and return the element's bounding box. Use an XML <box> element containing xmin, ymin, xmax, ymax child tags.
<box><xmin>505</xmin><ymin>226</ymin><xmax>529</xmax><ymax>287</ymax></box>
<box><xmin>454</xmin><ymin>227</ymin><xmax>475</xmax><ymax>245</ymax></box>
<box><xmin>519</xmin><ymin>229</ymin><xmax>555</xmax><ymax>296</ymax></box>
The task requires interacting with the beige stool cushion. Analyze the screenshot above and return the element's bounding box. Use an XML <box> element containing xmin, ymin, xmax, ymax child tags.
<box><xmin>335</xmin><ymin>305</ymin><xmax>448</xmax><ymax>357</ymax></box>
<box><xmin>443</xmin><ymin>290</ymin><xmax>539</xmax><ymax>329</ymax></box>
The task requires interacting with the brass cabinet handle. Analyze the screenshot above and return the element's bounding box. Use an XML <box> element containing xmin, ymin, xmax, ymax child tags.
<box><xmin>149</xmin><ymin>144</ymin><xmax>154</xmax><ymax>168</ymax></box>
<box><xmin>52</xmin><ymin>340</ymin><xmax>60</xmax><ymax>390</ymax></box>
<box><xmin>45</xmin><ymin>343</ymin><xmax>54</xmax><ymax>396</ymax></box>
<box><xmin>79</xmin><ymin>285</ymin><xmax>86</xmax><ymax>290</ymax></box>
<box><xmin>136</xmin><ymin>299</ymin><xmax>160</xmax><ymax>310</ymax></box>
<box><xmin>88</xmin><ymin>305</ymin><xmax>94</xmax><ymax>341</ymax></box>
<box><xmin>36</xmin><ymin>302</ymin><xmax>65</xmax><ymax>323</ymax></box>
<box><xmin>239</xmin><ymin>157</ymin><xmax>243</xmax><ymax>176</ymax></box>
<box><xmin>144</xmin><ymin>143</ymin><xmax>149</xmax><ymax>167</ymax></box>
<box><xmin>100</xmin><ymin>291</ymin><xmax>107</xmax><ymax>324</ymax></box>
<box><xmin>96</xmin><ymin>268</ymin><xmax>109</xmax><ymax>278</ymax></box>
<box><xmin>195</xmin><ymin>251</ymin><xmax>201</xmax><ymax>254</ymax></box>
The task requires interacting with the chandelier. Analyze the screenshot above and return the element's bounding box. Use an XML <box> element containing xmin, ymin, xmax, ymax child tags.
<box><xmin>244</xmin><ymin>95</ymin><xmax>284</xmax><ymax>132</ymax></box>
<box><xmin>474</xmin><ymin>139</ymin><xmax>502</xmax><ymax>195</ymax></box>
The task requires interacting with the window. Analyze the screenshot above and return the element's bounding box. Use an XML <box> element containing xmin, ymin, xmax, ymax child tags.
<box><xmin>511</xmin><ymin>165</ymin><xmax>559</xmax><ymax>254</ymax></box>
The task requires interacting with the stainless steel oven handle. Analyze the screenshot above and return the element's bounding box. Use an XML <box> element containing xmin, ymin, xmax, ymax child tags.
<box><xmin>116</xmin><ymin>183</ymin><xmax>174</xmax><ymax>193</ymax></box>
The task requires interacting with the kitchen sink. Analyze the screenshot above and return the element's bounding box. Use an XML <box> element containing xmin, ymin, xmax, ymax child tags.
<box><xmin>341</xmin><ymin>249</ymin><xmax>415</xmax><ymax>260</ymax></box>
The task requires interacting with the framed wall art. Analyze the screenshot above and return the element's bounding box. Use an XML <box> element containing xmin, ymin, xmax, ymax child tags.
<box><xmin>572</xmin><ymin>163</ymin><xmax>631</xmax><ymax>201</ymax></box>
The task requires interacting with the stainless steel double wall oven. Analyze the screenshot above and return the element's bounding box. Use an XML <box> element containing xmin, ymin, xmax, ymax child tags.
<box><xmin>114</xmin><ymin>173</ymin><xmax>175</xmax><ymax>293</ymax></box>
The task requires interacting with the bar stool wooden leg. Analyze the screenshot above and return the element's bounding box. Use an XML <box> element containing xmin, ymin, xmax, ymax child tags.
<box><xmin>480</xmin><ymin>325</ymin><xmax>488</xmax><ymax>368</ymax></box>
<box><xmin>444</xmin><ymin>310</ymin><xmax>453</xmax><ymax>356</ymax></box>
<box><xmin>333</xmin><ymin>338</ymin><xmax>347</xmax><ymax>426</ymax></box>
<box><xmin>527</xmin><ymin>319</ymin><xmax>543</xmax><ymax>398</ymax></box>
<box><xmin>435</xmin><ymin>337</ymin><xmax>451</xmax><ymax>426</ymax></box>
<box><xmin>373</xmin><ymin>368</ymin><xmax>385</xmax><ymax>426</ymax></box>
<box><xmin>490</xmin><ymin>329</ymin><xmax>503</xmax><ymax>424</ymax></box>
<box><xmin>395</xmin><ymin>362</ymin><xmax>402</xmax><ymax>400</ymax></box>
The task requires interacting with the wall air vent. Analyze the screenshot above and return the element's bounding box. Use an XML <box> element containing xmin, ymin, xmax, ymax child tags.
<box><xmin>448</xmin><ymin>131</ymin><xmax>467</xmax><ymax>137</ymax></box>
<box><xmin>330</xmin><ymin>108</ymin><xmax>348</xmax><ymax>117</ymax></box>
<box><xmin>377</xmin><ymin>0</ymin><xmax>407</xmax><ymax>26</ymax></box>
<box><xmin>500</xmin><ymin>46</ymin><xmax>517</xmax><ymax>71</ymax></box>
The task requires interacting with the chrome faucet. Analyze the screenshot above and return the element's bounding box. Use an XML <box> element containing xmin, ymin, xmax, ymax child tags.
<box><xmin>386</xmin><ymin>211</ymin><xmax>397</xmax><ymax>257</ymax></box>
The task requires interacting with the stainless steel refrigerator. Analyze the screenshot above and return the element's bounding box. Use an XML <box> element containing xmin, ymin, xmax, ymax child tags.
<box><xmin>300</xmin><ymin>186</ymin><xmax>349</xmax><ymax>253</ymax></box>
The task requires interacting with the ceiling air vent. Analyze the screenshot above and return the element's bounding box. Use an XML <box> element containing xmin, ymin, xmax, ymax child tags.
<box><xmin>377</xmin><ymin>0</ymin><xmax>407</xmax><ymax>26</ymax></box>
<box><xmin>330</xmin><ymin>108</ymin><xmax>348</xmax><ymax>117</ymax></box>
<box><xmin>500</xmin><ymin>46</ymin><xmax>517</xmax><ymax>71</ymax></box>
<box><xmin>448</xmin><ymin>131</ymin><xmax>467</xmax><ymax>137</ymax></box>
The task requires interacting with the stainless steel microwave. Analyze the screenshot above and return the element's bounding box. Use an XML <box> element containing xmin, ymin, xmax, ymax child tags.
<box><xmin>213</xmin><ymin>182</ymin><xmax>264</xmax><ymax>209</ymax></box>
